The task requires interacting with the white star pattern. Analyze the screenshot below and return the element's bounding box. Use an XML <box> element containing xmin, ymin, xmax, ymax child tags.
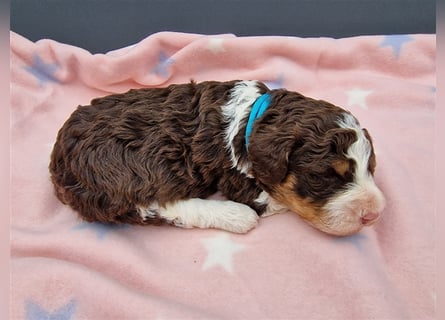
<box><xmin>207</xmin><ymin>38</ymin><xmax>225</xmax><ymax>54</ymax></box>
<box><xmin>201</xmin><ymin>233</ymin><xmax>246</xmax><ymax>273</ymax></box>
<box><xmin>346</xmin><ymin>88</ymin><xmax>373</xmax><ymax>109</ymax></box>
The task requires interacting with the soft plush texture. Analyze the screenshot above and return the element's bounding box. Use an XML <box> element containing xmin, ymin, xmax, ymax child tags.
<box><xmin>10</xmin><ymin>31</ymin><xmax>435</xmax><ymax>319</ymax></box>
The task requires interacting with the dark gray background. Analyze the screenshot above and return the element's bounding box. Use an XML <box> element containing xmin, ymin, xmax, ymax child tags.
<box><xmin>11</xmin><ymin>0</ymin><xmax>436</xmax><ymax>54</ymax></box>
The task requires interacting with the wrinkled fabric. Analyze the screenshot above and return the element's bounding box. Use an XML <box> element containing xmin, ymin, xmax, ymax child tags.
<box><xmin>10</xmin><ymin>31</ymin><xmax>435</xmax><ymax>319</ymax></box>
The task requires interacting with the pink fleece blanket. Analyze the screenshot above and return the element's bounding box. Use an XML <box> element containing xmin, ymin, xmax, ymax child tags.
<box><xmin>10</xmin><ymin>31</ymin><xmax>435</xmax><ymax>319</ymax></box>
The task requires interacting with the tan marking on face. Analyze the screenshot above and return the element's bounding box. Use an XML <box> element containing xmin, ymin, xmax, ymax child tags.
<box><xmin>271</xmin><ymin>174</ymin><xmax>365</xmax><ymax>236</ymax></box>
<box><xmin>271</xmin><ymin>175</ymin><xmax>324</xmax><ymax>226</ymax></box>
<box><xmin>332</xmin><ymin>159</ymin><xmax>350</xmax><ymax>177</ymax></box>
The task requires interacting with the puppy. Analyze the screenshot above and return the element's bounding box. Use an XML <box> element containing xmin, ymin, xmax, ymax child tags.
<box><xmin>49</xmin><ymin>80</ymin><xmax>385</xmax><ymax>236</ymax></box>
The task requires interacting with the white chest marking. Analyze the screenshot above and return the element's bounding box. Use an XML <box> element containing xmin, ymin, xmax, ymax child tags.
<box><xmin>221</xmin><ymin>80</ymin><xmax>261</xmax><ymax>174</ymax></box>
<box><xmin>255</xmin><ymin>191</ymin><xmax>288</xmax><ymax>217</ymax></box>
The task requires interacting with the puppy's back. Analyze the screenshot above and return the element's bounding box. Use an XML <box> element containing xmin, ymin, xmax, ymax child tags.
<box><xmin>49</xmin><ymin>81</ymin><xmax>237</xmax><ymax>224</ymax></box>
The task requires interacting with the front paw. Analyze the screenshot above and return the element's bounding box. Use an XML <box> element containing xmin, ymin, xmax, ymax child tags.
<box><xmin>158</xmin><ymin>198</ymin><xmax>259</xmax><ymax>233</ymax></box>
<box><xmin>171</xmin><ymin>217</ymin><xmax>194</xmax><ymax>228</ymax></box>
<box><xmin>219</xmin><ymin>202</ymin><xmax>259</xmax><ymax>234</ymax></box>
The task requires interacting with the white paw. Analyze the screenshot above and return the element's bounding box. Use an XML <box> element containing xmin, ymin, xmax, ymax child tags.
<box><xmin>158</xmin><ymin>198</ymin><xmax>259</xmax><ymax>233</ymax></box>
<box><xmin>171</xmin><ymin>216</ymin><xmax>194</xmax><ymax>228</ymax></box>
<box><xmin>217</xmin><ymin>202</ymin><xmax>259</xmax><ymax>234</ymax></box>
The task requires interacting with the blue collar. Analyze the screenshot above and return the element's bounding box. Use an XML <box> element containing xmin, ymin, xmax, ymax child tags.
<box><xmin>245</xmin><ymin>93</ymin><xmax>272</xmax><ymax>148</ymax></box>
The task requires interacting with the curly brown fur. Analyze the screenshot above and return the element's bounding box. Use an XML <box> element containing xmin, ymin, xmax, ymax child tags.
<box><xmin>49</xmin><ymin>80</ymin><xmax>385</xmax><ymax>235</ymax></box>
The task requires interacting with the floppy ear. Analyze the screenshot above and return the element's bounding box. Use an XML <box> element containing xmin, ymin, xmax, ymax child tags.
<box><xmin>248</xmin><ymin>119</ymin><xmax>298</xmax><ymax>186</ymax></box>
<box><xmin>325</xmin><ymin>127</ymin><xmax>358</xmax><ymax>155</ymax></box>
<box><xmin>361</xmin><ymin>127</ymin><xmax>377</xmax><ymax>173</ymax></box>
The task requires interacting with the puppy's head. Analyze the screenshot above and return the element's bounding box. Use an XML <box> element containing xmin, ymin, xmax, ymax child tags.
<box><xmin>249</xmin><ymin>91</ymin><xmax>385</xmax><ymax>236</ymax></box>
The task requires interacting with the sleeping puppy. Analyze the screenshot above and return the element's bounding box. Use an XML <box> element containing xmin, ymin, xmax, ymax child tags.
<box><xmin>49</xmin><ymin>80</ymin><xmax>385</xmax><ymax>236</ymax></box>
